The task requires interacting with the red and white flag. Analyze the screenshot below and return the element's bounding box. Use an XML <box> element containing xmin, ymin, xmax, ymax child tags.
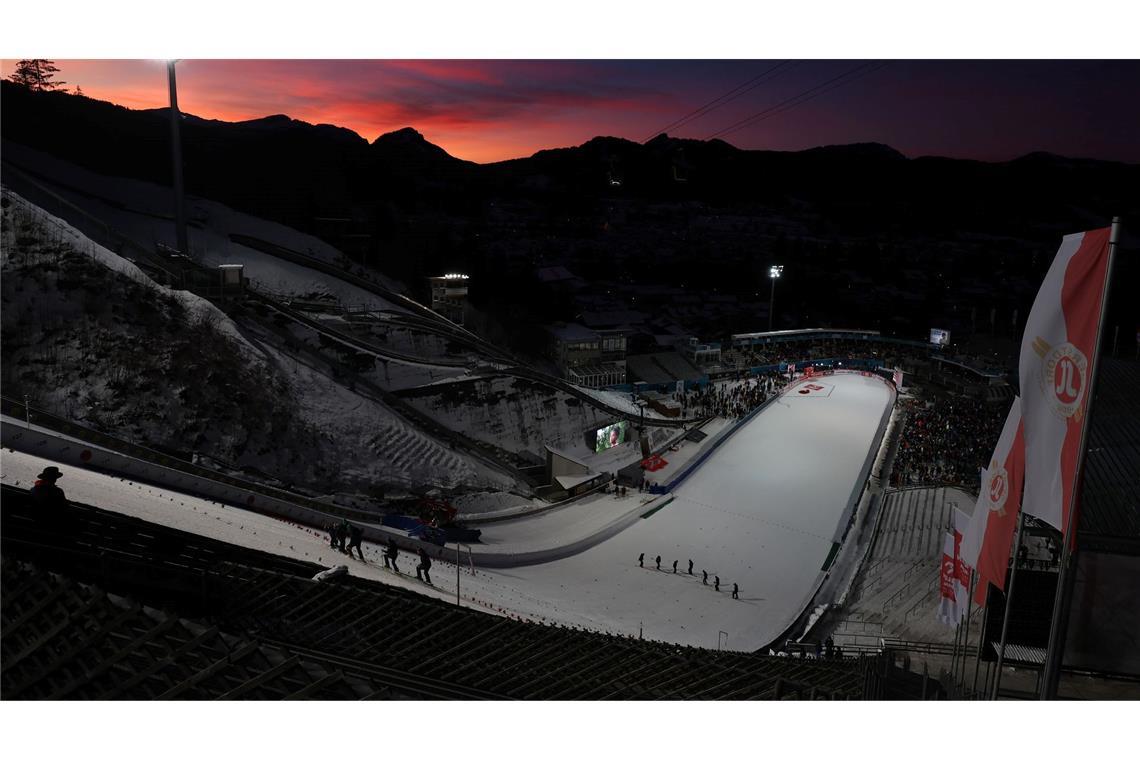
<box><xmin>960</xmin><ymin>399</ymin><xmax>1025</xmax><ymax>605</ymax></box>
<box><xmin>938</xmin><ymin>531</ymin><xmax>959</xmax><ymax>626</ymax></box>
<box><xmin>938</xmin><ymin>529</ymin><xmax>971</xmax><ymax>626</ymax></box>
<box><xmin>1019</xmin><ymin>227</ymin><xmax>1112</xmax><ymax>540</ymax></box>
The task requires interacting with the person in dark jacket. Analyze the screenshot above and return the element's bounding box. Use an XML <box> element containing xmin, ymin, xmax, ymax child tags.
<box><xmin>655</xmin><ymin>555</ymin><xmax>661</xmax><ymax>570</ymax></box>
<box><xmin>714</xmin><ymin>575</ymin><xmax>720</xmax><ymax>592</ymax></box>
<box><xmin>335</xmin><ymin>520</ymin><xmax>349</xmax><ymax>552</ymax></box>
<box><xmin>326</xmin><ymin>522</ymin><xmax>339</xmax><ymax>549</ymax></box>
<box><xmin>672</xmin><ymin>560</ymin><xmax>678</xmax><ymax>574</ymax></box>
<box><xmin>384</xmin><ymin>537</ymin><xmax>400</xmax><ymax>572</ymax></box>
<box><xmin>638</xmin><ymin>552</ymin><xmax>644</xmax><ymax>568</ymax></box>
<box><xmin>346</xmin><ymin>523</ymin><xmax>364</xmax><ymax>560</ymax></box>
<box><xmin>31</xmin><ymin>466</ymin><xmax>72</xmax><ymax>534</ymax></box>
<box><xmin>416</xmin><ymin>547</ymin><xmax>432</xmax><ymax>584</ymax></box>
<box><xmin>31</xmin><ymin>466</ymin><xmax>68</xmax><ymax>510</ymax></box>
<box><xmin>732</xmin><ymin>583</ymin><xmax>739</xmax><ymax>599</ymax></box>
<box><xmin>688</xmin><ymin>559</ymin><xmax>694</xmax><ymax>575</ymax></box>
<box><xmin>702</xmin><ymin>570</ymin><xmax>708</xmax><ymax>585</ymax></box>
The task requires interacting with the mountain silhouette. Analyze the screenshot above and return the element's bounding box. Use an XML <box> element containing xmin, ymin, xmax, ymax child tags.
<box><xmin>2</xmin><ymin>80</ymin><xmax>1137</xmax><ymax>269</ymax></box>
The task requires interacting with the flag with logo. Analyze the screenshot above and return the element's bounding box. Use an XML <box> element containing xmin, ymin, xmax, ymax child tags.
<box><xmin>953</xmin><ymin>527</ymin><xmax>971</xmax><ymax>614</ymax></box>
<box><xmin>938</xmin><ymin>530</ymin><xmax>959</xmax><ymax>626</ymax></box>
<box><xmin>937</xmin><ymin>528</ymin><xmax>970</xmax><ymax>626</ymax></box>
<box><xmin>1019</xmin><ymin>227</ymin><xmax>1112</xmax><ymax>540</ymax></box>
<box><xmin>960</xmin><ymin>399</ymin><xmax>1025</xmax><ymax>606</ymax></box>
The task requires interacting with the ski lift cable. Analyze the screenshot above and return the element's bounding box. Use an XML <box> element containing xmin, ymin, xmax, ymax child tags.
<box><xmin>703</xmin><ymin>60</ymin><xmax>880</xmax><ymax>141</ymax></box>
<box><xmin>641</xmin><ymin>60</ymin><xmax>796</xmax><ymax>143</ymax></box>
<box><xmin>715</xmin><ymin>60</ymin><xmax>893</xmax><ymax>139</ymax></box>
<box><xmin>711</xmin><ymin>61</ymin><xmax>891</xmax><ymax>141</ymax></box>
<box><xmin>705</xmin><ymin>61</ymin><xmax>888</xmax><ymax>141</ymax></box>
<box><xmin>724</xmin><ymin>62</ymin><xmax>892</xmax><ymax>137</ymax></box>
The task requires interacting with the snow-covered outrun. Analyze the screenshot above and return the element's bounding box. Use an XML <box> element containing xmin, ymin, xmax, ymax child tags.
<box><xmin>2</xmin><ymin>371</ymin><xmax>893</xmax><ymax>651</ymax></box>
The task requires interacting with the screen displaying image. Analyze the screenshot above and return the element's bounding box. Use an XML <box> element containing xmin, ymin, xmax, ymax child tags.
<box><xmin>595</xmin><ymin>420</ymin><xmax>629</xmax><ymax>453</ymax></box>
<box><xmin>930</xmin><ymin>328</ymin><xmax>951</xmax><ymax>346</ymax></box>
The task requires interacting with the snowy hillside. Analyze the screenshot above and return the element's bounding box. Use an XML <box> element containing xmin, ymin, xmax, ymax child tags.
<box><xmin>401</xmin><ymin>375</ymin><xmax>635</xmax><ymax>462</ymax></box>
<box><xmin>1</xmin><ymin>190</ymin><xmax>518</xmax><ymax>501</ymax></box>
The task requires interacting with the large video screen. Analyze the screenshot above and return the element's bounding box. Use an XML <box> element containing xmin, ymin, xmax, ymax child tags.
<box><xmin>930</xmin><ymin>328</ymin><xmax>951</xmax><ymax>347</ymax></box>
<box><xmin>595</xmin><ymin>420</ymin><xmax>629</xmax><ymax>453</ymax></box>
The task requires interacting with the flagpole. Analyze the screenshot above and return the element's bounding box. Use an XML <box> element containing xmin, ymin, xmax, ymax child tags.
<box><xmin>992</xmin><ymin>511</ymin><xmax>1025</xmax><ymax>700</ymax></box>
<box><xmin>959</xmin><ymin>569</ymin><xmax>975</xmax><ymax>687</ymax></box>
<box><xmin>1039</xmin><ymin>217</ymin><xmax>1121</xmax><ymax>699</ymax></box>
<box><xmin>951</xmin><ymin>618</ymin><xmax>961</xmax><ymax>686</ymax></box>
<box><xmin>972</xmin><ymin>583</ymin><xmax>989</xmax><ymax>698</ymax></box>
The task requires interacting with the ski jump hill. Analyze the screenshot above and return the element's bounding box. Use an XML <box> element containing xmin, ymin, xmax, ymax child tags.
<box><xmin>2</xmin><ymin>370</ymin><xmax>897</xmax><ymax>652</ymax></box>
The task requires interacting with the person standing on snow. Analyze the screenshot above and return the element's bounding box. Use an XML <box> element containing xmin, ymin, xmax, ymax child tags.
<box><xmin>702</xmin><ymin>570</ymin><xmax>708</xmax><ymax>585</ymax></box>
<box><xmin>672</xmin><ymin>560</ymin><xmax>678</xmax><ymax>574</ymax></box>
<box><xmin>326</xmin><ymin>522</ymin><xmax>339</xmax><ymax>550</ymax></box>
<box><xmin>714</xmin><ymin>576</ymin><xmax>720</xmax><ymax>592</ymax></box>
<box><xmin>655</xmin><ymin>555</ymin><xmax>661</xmax><ymax>570</ymax></box>
<box><xmin>688</xmin><ymin>559</ymin><xmax>694</xmax><ymax>575</ymax></box>
<box><xmin>638</xmin><ymin>552</ymin><xmax>644</xmax><ymax>568</ymax></box>
<box><xmin>384</xmin><ymin>537</ymin><xmax>400</xmax><ymax>572</ymax></box>
<box><xmin>416</xmin><ymin>547</ymin><xmax>433</xmax><ymax>585</ymax></box>
<box><xmin>732</xmin><ymin>583</ymin><xmax>739</xmax><ymax>600</ymax></box>
<box><xmin>346</xmin><ymin>523</ymin><xmax>364</xmax><ymax>560</ymax></box>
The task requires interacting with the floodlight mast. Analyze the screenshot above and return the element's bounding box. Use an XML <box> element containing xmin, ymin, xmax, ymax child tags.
<box><xmin>768</xmin><ymin>265</ymin><xmax>783</xmax><ymax>331</ymax></box>
<box><xmin>167</xmin><ymin>60</ymin><xmax>189</xmax><ymax>259</ymax></box>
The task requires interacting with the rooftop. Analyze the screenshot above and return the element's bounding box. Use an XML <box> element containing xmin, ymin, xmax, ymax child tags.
<box><xmin>548</xmin><ymin>322</ymin><xmax>598</xmax><ymax>343</ymax></box>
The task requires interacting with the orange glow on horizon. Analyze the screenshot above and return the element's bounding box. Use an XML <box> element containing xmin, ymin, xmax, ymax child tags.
<box><xmin>5</xmin><ymin>59</ymin><xmax>1138</xmax><ymax>165</ymax></box>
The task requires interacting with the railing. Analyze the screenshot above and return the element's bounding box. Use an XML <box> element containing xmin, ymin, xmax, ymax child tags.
<box><xmin>902</xmin><ymin>576</ymin><xmax>941</xmax><ymax>622</ymax></box>
<box><xmin>1</xmin><ymin>395</ymin><xmax>379</xmax><ymax>523</ymax></box>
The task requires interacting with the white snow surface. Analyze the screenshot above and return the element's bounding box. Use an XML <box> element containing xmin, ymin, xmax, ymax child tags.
<box><xmin>2</xmin><ymin>372</ymin><xmax>893</xmax><ymax>650</ymax></box>
<box><xmin>475</xmin><ymin>373</ymin><xmax>894</xmax><ymax>648</ymax></box>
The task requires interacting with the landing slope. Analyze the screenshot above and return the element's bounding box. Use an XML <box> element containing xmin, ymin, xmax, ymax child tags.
<box><xmin>480</xmin><ymin>372</ymin><xmax>895</xmax><ymax>649</ymax></box>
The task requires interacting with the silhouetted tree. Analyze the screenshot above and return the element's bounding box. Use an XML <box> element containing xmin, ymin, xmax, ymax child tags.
<box><xmin>8</xmin><ymin>59</ymin><xmax>66</xmax><ymax>92</ymax></box>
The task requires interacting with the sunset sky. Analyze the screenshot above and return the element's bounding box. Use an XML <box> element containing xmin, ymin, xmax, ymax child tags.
<box><xmin>5</xmin><ymin>59</ymin><xmax>1139</xmax><ymax>164</ymax></box>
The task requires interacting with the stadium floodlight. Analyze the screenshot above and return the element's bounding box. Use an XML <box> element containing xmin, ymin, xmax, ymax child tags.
<box><xmin>166</xmin><ymin>60</ymin><xmax>189</xmax><ymax>259</ymax></box>
<box><xmin>768</xmin><ymin>265</ymin><xmax>784</xmax><ymax>331</ymax></box>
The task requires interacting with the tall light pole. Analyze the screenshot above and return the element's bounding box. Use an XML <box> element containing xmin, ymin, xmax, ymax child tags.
<box><xmin>768</xmin><ymin>265</ymin><xmax>783</xmax><ymax>331</ymax></box>
<box><xmin>167</xmin><ymin>60</ymin><xmax>189</xmax><ymax>258</ymax></box>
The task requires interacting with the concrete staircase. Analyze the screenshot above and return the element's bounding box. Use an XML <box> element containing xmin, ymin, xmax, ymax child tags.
<box><xmin>830</xmin><ymin>487</ymin><xmax>964</xmax><ymax>648</ymax></box>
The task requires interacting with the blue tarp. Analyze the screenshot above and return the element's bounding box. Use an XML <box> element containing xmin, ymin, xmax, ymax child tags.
<box><xmin>381</xmin><ymin>514</ymin><xmax>422</xmax><ymax>531</ymax></box>
<box><xmin>383</xmin><ymin>514</ymin><xmax>481</xmax><ymax>544</ymax></box>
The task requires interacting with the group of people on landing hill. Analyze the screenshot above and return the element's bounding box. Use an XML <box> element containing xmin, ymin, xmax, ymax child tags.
<box><xmin>327</xmin><ymin>519</ymin><xmax>433</xmax><ymax>582</ymax></box>
<box><xmin>638</xmin><ymin>552</ymin><xmax>739</xmax><ymax>599</ymax></box>
<box><xmin>29</xmin><ymin>464</ymin><xmax>440</xmax><ymax>587</ymax></box>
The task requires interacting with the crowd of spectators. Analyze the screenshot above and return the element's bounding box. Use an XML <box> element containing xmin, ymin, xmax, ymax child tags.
<box><xmin>720</xmin><ymin>338</ymin><xmax>912</xmax><ymax>374</ymax></box>
<box><xmin>676</xmin><ymin>373</ymin><xmax>788</xmax><ymax>420</ymax></box>
<box><xmin>892</xmin><ymin>393</ymin><xmax>1005</xmax><ymax>488</ymax></box>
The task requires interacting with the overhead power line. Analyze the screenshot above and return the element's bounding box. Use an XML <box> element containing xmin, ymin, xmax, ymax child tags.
<box><xmin>641</xmin><ymin>60</ymin><xmax>796</xmax><ymax>143</ymax></box>
<box><xmin>705</xmin><ymin>61</ymin><xmax>890</xmax><ymax>141</ymax></box>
